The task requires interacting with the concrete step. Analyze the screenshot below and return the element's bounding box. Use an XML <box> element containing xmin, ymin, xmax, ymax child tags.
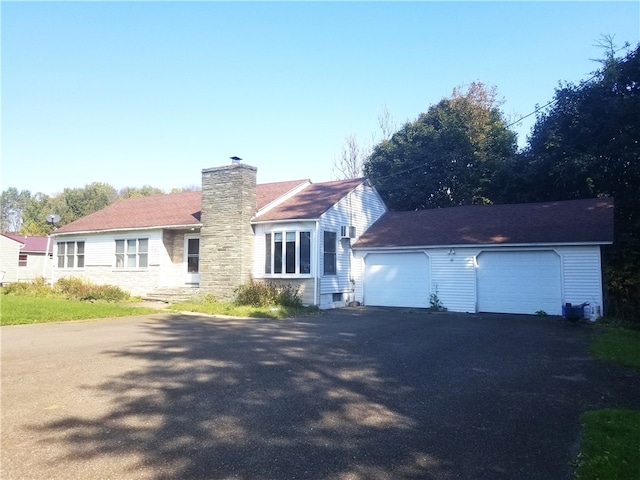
<box><xmin>143</xmin><ymin>287</ymin><xmax>200</xmax><ymax>303</ymax></box>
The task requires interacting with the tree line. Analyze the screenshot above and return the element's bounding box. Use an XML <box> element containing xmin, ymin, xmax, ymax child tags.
<box><xmin>1</xmin><ymin>184</ymin><xmax>199</xmax><ymax>236</ymax></box>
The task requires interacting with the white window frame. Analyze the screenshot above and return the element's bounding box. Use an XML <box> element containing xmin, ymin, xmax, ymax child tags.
<box><xmin>323</xmin><ymin>231</ymin><xmax>337</xmax><ymax>276</ymax></box>
<box><xmin>115</xmin><ymin>238</ymin><xmax>149</xmax><ymax>269</ymax></box>
<box><xmin>56</xmin><ymin>241</ymin><xmax>85</xmax><ymax>269</ymax></box>
<box><xmin>264</xmin><ymin>230</ymin><xmax>312</xmax><ymax>277</ymax></box>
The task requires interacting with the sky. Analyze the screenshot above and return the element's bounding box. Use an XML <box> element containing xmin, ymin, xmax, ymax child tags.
<box><xmin>2</xmin><ymin>1</ymin><xmax>639</xmax><ymax>196</ymax></box>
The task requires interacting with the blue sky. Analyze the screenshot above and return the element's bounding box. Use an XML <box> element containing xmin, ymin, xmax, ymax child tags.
<box><xmin>2</xmin><ymin>1</ymin><xmax>639</xmax><ymax>195</ymax></box>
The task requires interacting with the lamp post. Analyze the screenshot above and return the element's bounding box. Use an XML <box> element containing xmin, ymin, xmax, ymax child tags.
<box><xmin>43</xmin><ymin>214</ymin><xmax>60</xmax><ymax>280</ymax></box>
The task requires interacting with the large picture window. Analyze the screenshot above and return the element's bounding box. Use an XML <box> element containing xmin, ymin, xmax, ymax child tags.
<box><xmin>323</xmin><ymin>231</ymin><xmax>337</xmax><ymax>275</ymax></box>
<box><xmin>115</xmin><ymin>238</ymin><xmax>148</xmax><ymax>269</ymax></box>
<box><xmin>57</xmin><ymin>241</ymin><xmax>85</xmax><ymax>269</ymax></box>
<box><xmin>265</xmin><ymin>230</ymin><xmax>311</xmax><ymax>275</ymax></box>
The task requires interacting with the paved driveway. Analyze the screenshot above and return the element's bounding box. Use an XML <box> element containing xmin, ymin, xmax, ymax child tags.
<box><xmin>2</xmin><ymin>309</ymin><xmax>639</xmax><ymax>480</ymax></box>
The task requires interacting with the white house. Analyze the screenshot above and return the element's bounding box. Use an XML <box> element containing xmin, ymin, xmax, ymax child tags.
<box><xmin>51</xmin><ymin>161</ymin><xmax>614</xmax><ymax>315</ymax></box>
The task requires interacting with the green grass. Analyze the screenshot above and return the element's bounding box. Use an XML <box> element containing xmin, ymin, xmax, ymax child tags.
<box><xmin>590</xmin><ymin>327</ymin><xmax>640</xmax><ymax>369</ymax></box>
<box><xmin>575</xmin><ymin>326</ymin><xmax>640</xmax><ymax>479</ymax></box>
<box><xmin>575</xmin><ymin>409</ymin><xmax>640</xmax><ymax>480</ymax></box>
<box><xmin>168</xmin><ymin>299</ymin><xmax>320</xmax><ymax>319</ymax></box>
<box><xmin>1</xmin><ymin>295</ymin><xmax>157</xmax><ymax>325</ymax></box>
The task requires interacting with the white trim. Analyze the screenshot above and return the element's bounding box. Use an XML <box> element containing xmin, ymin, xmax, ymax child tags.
<box><xmin>353</xmin><ymin>241</ymin><xmax>612</xmax><ymax>251</ymax></box>
<box><xmin>52</xmin><ymin>224</ymin><xmax>202</xmax><ymax>236</ymax></box>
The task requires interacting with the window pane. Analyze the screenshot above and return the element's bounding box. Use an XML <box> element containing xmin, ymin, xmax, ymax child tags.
<box><xmin>116</xmin><ymin>254</ymin><xmax>124</xmax><ymax>268</ymax></box>
<box><xmin>127</xmin><ymin>239</ymin><xmax>137</xmax><ymax>254</ymax></box>
<box><xmin>139</xmin><ymin>254</ymin><xmax>148</xmax><ymax>268</ymax></box>
<box><xmin>187</xmin><ymin>239</ymin><xmax>199</xmax><ymax>255</ymax></box>
<box><xmin>138</xmin><ymin>238</ymin><xmax>148</xmax><ymax>253</ymax></box>
<box><xmin>285</xmin><ymin>233</ymin><xmax>295</xmax><ymax>274</ymax></box>
<box><xmin>67</xmin><ymin>254</ymin><xmax>74</xmax><ymax>268</ymax></box>
<box><xmin>187</xmin><ymin>256</ymin><xmax>198</xmax><ymax>273</ymax></box>
<box><xmin>67</xmin><ymin>242</ymin><xmax>75</xmax><ymax>255</ymax></box>
<box><xmin>274</xmin><ymin>234</ymin><xmax>283</xmax><ymax>274</ymax></box>
<box><xmin>300</xmin><ymin>232</ymin><xmax>311</xmax><ymax>274</ymax></box>
<box><xmin>115</xmin><ymin>240</ymin><xmax>124</xmax><ymax>254</ymax></box>
<box><xmin>127</xmin><ymin>254</ymin><xmax>136</xmax><ymax>268</ymax></box>
<box><xmin>57</xmin><ymin>242</ymin><xmax>66</xmax><ymax>255</ymax></box>
<box><xmin>77</xmin><ymin>255</ymin><xmax>85</xmax><ymax>268</ymax></box>
<box><xmin>265</xmin><ymin>234</ymin><xmax>271</xmax><ymax>274</ymax></box>
<box><xmin>324</xmin><ymin>231</ymin><xmax>336</xmax><ymax>275</ymax></box>
<box><xmin>77</xmin><ymin>242</ymin><xmax>85</xmax><ymax>255</ymax></box>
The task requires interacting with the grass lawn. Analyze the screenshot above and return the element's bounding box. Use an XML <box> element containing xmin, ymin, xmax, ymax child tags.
<box><xmin>1</xmin><ymin>295</ymin><xmax>157</xmax><ymax>325</ymax></box>
<box><xmin>168</xmin><ymin>299</ymin><xmax>319</xmax><ymax>319</ymax></box>
<box><xmin>575</xmin><ymin>325</ymin><xmax>640</xmax><ymax>479</ymax></box>
<box><xmin>575</xmin><ymin>409</ymin><xmax>640</xmax><ymax>480</ymax></box>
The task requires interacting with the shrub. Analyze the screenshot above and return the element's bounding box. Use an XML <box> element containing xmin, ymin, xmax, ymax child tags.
<box><xmin>235</xmin><ymin>280</ymin><xmax>302</xmax><ymax>307</ymax></box>
<box><xmin>1</xmin><ymin>277</ymin><xmax>52</xmax><ymax>296</ymax></box>
<box><xmin>53</xmin><ymin>277</ymin><xmax>130</xmax><ymax>302</ymax></box>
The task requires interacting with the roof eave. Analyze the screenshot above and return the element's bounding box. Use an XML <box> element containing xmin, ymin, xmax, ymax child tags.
<box><xmin>52</xmin><ymin>223</ymin><xmax>203</xmax><ymax>236</ymax></box>
<box><xmin>352</xmin><ymin>241</ymin><xmax>613</xmax><ymax>250</ymax></box>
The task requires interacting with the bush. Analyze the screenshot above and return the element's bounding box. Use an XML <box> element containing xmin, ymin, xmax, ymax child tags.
<box><xmin>1</xmin><ymin>277</ymin><xmax>52</xmax><ymax>296</ymax></box>
<box><xmin>53</xmin><ymin>277</ymin><xmax>130</xmax><ymax>302</ymax></box>
<box><xmin>234</xmin><ymin>280</ymin><xmax>302</xmax><ymax>307</ymax></box>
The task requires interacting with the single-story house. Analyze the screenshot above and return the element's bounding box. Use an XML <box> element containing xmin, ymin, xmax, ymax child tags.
<box><xmin>2</xmin><ymin>234</ymin><xmax>54</xmax><ymax>282</ymax></box>
<box><xmin>51</xmin><ymin>160</ymin><xmax>614</xmax><ymax>315</ymax></box>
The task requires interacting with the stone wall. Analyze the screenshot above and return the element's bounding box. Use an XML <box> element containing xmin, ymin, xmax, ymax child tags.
<box><xmin>200</xmin><ymin>163</ymin><xmax>257</xmax><ymax>301</ymax></box>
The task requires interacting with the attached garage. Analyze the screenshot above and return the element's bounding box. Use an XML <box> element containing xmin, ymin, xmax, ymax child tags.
<box><xmin>476</xmin><ymin>251</ymin><xmax>562</xmax><ymax>315</ymax></box>
<box><xmin>364</xmin><ymin>252</ymin><xmax>429</xmax><ymax>308</ymax></box>
<box><xmin>353</xmin><ymin>198</ymin><xmax>614</xmax><ymax>316</ymax></box>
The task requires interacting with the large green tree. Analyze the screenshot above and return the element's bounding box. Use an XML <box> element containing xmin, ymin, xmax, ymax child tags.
<box><xmin>523</xmin><ymin>43</ymin><xmax>640</xmax><ymax>317</ymax></box>
<box><xmin>364</xmin><ymin>82</ymin><xmax>518</xmax><ymax>210</ymax></box>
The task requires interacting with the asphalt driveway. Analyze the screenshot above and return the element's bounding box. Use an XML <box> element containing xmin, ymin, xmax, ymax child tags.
<box><xmin>2</xmin><ymin>309</ymin><xmax>639</xmax><ymax>480</ymax></box>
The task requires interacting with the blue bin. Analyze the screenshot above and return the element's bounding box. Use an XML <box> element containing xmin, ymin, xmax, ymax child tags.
<box><xmin>562</xmin><ymin>304</ymin><xmax>584</xmax><ymax>322</ymax></box>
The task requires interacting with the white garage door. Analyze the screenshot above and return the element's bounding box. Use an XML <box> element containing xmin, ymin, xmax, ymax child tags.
<box><xmin>477</xmin><ymin>251</ymin><xmax>562</xmax><ymax>315</ymax></box>
<box><xmin>364</xmin><ymin>253</ymin><xmax>429</xmax><ymax>308</ymax></box>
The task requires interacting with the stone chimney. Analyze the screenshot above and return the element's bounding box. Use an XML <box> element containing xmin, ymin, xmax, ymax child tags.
<box><xmin>199</xmin><ymin>161</ymin><xmax>257</xmax><ymax>300</ymax></box>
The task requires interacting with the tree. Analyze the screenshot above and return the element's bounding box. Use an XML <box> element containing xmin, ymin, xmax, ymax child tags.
<box><xmin>364</xmin><ymin>82</ymin><xmax>518</xmax><ymax>210</ymax></box>
<box><xmin>332</xmin><ymin>133</ymin><xmax>369</xmax><ymax>180</ymax></box>
<box><xmin>1</xmin><ymin>188</ymin><xmax>31</xmax><ymax>232</ymax></box>
<box><xmin>523</xmin><ymin>42</ymin><xmax>640</xmax><ymax>317</ymax></box>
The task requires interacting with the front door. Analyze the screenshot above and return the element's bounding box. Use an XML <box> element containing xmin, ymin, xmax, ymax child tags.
<box><xmin>184</xmin><ymin>235</ymin><xmax>200</xmax><ymax>285</ymax></box>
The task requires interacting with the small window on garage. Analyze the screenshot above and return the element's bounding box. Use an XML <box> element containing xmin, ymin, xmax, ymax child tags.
<box><xmin>332</xmin><ymin>293</ymin><xmax>342</xmax><ymax>302</ymax></box>
<box><xmin>18</xmin><ymin>254</ymin><xmax>27</xmax><ymax>267</ymax></box>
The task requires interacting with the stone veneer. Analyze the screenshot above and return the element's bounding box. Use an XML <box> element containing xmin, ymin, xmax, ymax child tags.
<box><xmin>199</xmin><ymin>163</ymin><xmax>257</xmax><ymax>301</ymax></box>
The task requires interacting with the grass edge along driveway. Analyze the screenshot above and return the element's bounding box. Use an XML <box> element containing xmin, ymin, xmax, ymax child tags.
<box><xmin>574</xmin><ymin>327</ymin><xmax>640</xmax><ymax>480</ymax></box>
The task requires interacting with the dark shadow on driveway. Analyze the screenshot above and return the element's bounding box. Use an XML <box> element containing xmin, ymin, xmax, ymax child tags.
<box><xmin>26</xmin><ymin>309</ymin><xmax>640</xmax><ymax>479</ymax></box>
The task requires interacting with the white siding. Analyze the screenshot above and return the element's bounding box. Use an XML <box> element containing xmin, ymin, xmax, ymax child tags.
<box><xmin>51</xmin><ymin>229</ymin><xmax>185</xmax><ymax>296</ymax></box>
<box><xmin>318</xmin><ymin>182</ymin><xmax>387</xmax><ymax>304</ymax></box>
<box><xmin>430</xmin><ymin>249</ymin><xmax>479</xmax><ymax>313</ymax></box>
<box><xmin>559</xmin><ymin>246</ymin><xmax>604</xmax><ymax>311</ymax></box>
<box><xmin>17</xmin><ymin>253</ymin><xmax>53</xmax><ymax>282</ymax></box>
<box><xmin>0</xmin><ymin>236</ymin><xmax>21</xmax><ymax>284</ymax></box>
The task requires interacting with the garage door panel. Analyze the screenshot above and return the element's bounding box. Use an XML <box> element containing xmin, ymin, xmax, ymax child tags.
<box><xmin>364</xmin><ymin>253</ymin><xmax>429</xmax><ymax>308</ymax></box>
<box><xmin>477</xmin><ymin>251</ymin><xmax>561</xmax><ymax>315</ymax></box>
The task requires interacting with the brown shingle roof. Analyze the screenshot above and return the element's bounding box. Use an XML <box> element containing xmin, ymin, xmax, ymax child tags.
<box><xmin>353</xmin><ymin>197</ymin><xmax>614</xmax><ymax>248</ymax></box>
<box><xmin>253</xmin><ymin>178</ymin><xmax>366</xmax><ymax>222</ymax></box>
<box><xmin>54</xmin><ymin>191</ymin><xmax>202</xmax><ymax>234</ymax></box>
<box><xmin>53</xmin><ymin>179</ymin><xmax>349</xmax><ymax>234</ymax></box>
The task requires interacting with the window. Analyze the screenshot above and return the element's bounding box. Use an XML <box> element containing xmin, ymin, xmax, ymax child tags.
<box><xmin>324</xmin><ymin>231</ymin><xmax>337</xmax><ymax>275</ymax></box>
<box><xmin>18</xmin><ymin>254</ymin><xmax>28</xmax><ymax>267</ymax></box>
<box><xmin>57</xmin><ymin>241</ymin><xmax>85</xmax><ymax>268</ymax></box>
<box><xmin>115</xmin><ymin>238</ymin><xmax>148</xmax><ymax>269</ymax></box>
<box><xmin>265</xmin><ymin>230</ymin><xmax>311</xmax><ymax>275</ymax></box>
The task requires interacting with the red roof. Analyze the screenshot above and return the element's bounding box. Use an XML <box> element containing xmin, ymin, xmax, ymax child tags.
<box><xmin>253</xmin><ymin>178</ymin><xmax>366</xmax><ymax>222</ymax></box>
<box><xmin>2</xmin><ymin>234</ymin><xmax>51</xmax><ymax>252</ymax></box>
<box><xmin>54</xmin><ymin>179</ymin><xmax>348</xmax><ymax>234</ymax></box>
<box><xmin>353</xmin><ymin>197</ymin><xmax>614</xmax><ymax>248</ymax></box>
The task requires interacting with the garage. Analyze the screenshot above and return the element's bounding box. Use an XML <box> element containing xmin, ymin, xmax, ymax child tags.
<box><xmin>364</xmin><ymin>252</ymin><xmax>429</xmax><ymax>308</ymax></box>
<box><xmin>476</xmin><ymin>251</ymin><xmax>562</xmax><ymax>315</ymax></box>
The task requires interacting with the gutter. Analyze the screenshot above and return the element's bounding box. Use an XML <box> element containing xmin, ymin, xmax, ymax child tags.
<box><xmin>51</xmin><ymin>223</ymin><xmax>203</xmax><ymax>237</ymax></box>
<box><xmin>351</xmin><ymin>241</ymin><xmax>614</xmax><ymax>251</ymax></box>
